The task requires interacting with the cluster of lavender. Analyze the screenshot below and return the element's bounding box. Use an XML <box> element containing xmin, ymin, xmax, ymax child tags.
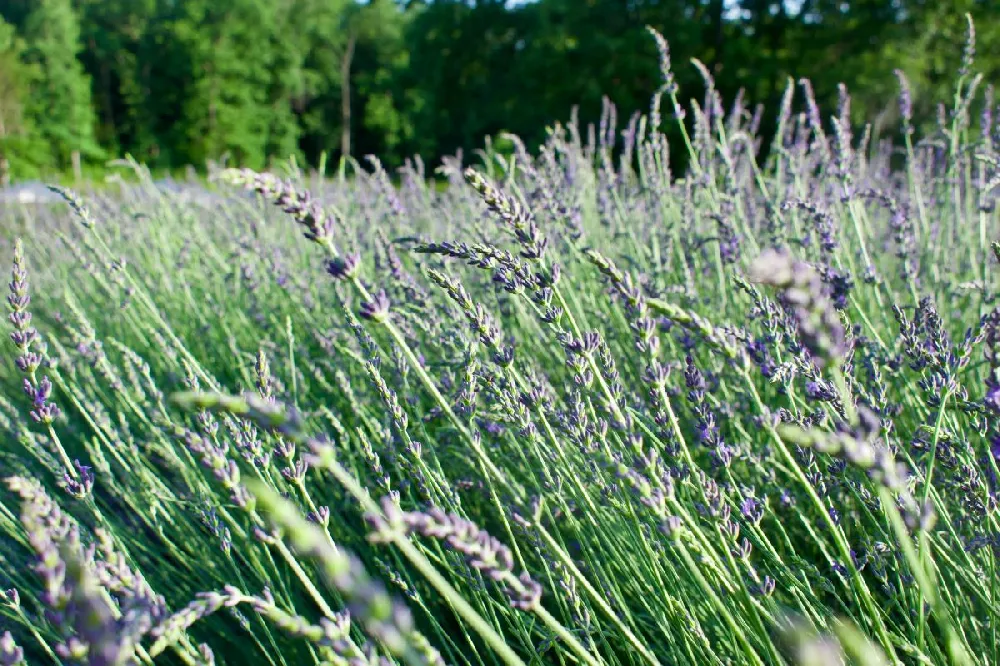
<box><xmin>775</xmin><ymin>408</ymin><xmax>927</xmax><ymax>527</ymax></box>
<box><xmin>6</xmin><ymin>239</ymin><xmax>105</xmax><ymax>504</ymax></box>
<box><xmin>5</xmin><ymin>476</ymin><xmax>168</xmax><ymax>666</ymax></box>
<box><xmin>3</xmin><ymin>16</ymin><xmax>1000</xmax><ymax>666</ymax></box>
<box><xmin>368</xmin><ymin>497</ymin><xmax>543</xmax><ymax>612</ymax></box>
<box><xmin>748</xmin><ymin>249</ymin><xmax>847</xmax><ymax>371</ymax></box>
<box><xmin>463</xmin><ymin>169</ymin><xmax>548</xmax><ymax>260</ymax></box>
<box><xmin>0</xmin><ymin>632</ymin><xmax>25</xmax><ymax>666</ymax></box>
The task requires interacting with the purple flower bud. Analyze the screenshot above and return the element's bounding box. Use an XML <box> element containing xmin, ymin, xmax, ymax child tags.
<box><xmin>756</xmin><ymin>575</ymin><xmax>776</xmax><ymax>598</ymax></box>
<box><xmin>10</xmin><ymin>328</ymin><xmax>36</xmax><ymax>348</ymax></box>
<box><xmin>327</xmin><ymin>253</ymin><xmax>362</xmax><ymax>280</ymax></box>
<box><xmin>360</xmin><ymin>290</ymin><xmax>391</xmax><ymax>322</ymax></box>
<box><xmin>660</xmin><ymin>515</ymin><xmax>683</xmax><ymax>537</ymax></box>
<box><xmin>2</xmin><ymin>589</ymin><xmax>19</xmax><ymax>608</ymax></box>
<box><xmin>740</xmin><ymin>497</ymin><xmax>764</xmax><ymax>524</ymax></box>
<box><xmin>61</xmin><ymin>461</ymin><xmax>95</xmax><ymax>499</ymax></box>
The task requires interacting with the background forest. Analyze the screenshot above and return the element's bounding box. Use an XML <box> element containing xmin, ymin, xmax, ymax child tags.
<box><xmin>0</xmin><ymin>0</ymin><xmax>997</xmax><ymax>183</ymax></box>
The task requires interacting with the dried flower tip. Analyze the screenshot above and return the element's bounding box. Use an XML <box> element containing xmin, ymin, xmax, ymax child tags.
<box><xmin>894</xmin><ymin>70</ymin><xmax>913</xmax><ymax>129</ymax></box>
<box><xmin>960</xmin><ymin>13</ymin><xmax>976</xmax><ymax>78</ymax></box>
<box><xmin>645</xmin><ymin>26</ymin><xmax>677</xmax><ymax>94</ymax></box>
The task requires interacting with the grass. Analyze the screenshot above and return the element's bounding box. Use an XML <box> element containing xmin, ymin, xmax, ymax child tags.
<box><xmin>0</xmin><ymin>20</ymin><xmax>998</xmax><ymax>666</ymax></box>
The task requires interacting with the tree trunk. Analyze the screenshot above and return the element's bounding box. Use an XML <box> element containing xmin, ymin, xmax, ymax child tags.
<box><xmin>93</xmin><ymin>38</ymin><xmax>116</xmax><ymax>140</ymax></box>
<box><xmin>709</xmin><ymin>0</ymin><xmax>724</xmax><ymax>71</ymax></box>
<box><xmin>340</xmin><ymin>32</ymin><xmax>356</xmax><ymax>160</ymax></box>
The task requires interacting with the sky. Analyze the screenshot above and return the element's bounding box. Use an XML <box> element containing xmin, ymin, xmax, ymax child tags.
<box><xmin>502</xmin><ymin>0</ymin><xmax>808</xmax><ymax>17</ymax></box>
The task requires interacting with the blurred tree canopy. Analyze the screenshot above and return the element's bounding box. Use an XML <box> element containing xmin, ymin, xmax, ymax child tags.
<box><xmin>0</xmin><ymin>0</ymin><xmax>996</xmax><ymax>181</ymax></box>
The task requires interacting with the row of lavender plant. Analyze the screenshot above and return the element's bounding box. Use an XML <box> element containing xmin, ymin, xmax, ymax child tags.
<box><xmin>1</xmin><ymin>18</ymin><xmax>999</xmax><ymax>666</ymax></box>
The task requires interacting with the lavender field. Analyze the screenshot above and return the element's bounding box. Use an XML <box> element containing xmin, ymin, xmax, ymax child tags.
<box><xmin>2</xmin><ymin>24</ymin><xmax>999</xmax><ymax>666</ymax></box>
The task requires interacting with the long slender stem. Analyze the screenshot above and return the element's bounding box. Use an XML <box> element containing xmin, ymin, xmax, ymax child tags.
<box><xmin>319</xmin><ymin>453</ymin><xmax>530</xmax><ymax>666</ymax></box>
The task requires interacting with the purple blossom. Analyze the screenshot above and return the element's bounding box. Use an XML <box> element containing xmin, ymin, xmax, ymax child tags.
<box><xmin>61</xmin><ymin>460</ymin><xmax>95</xmax><ymax>499</ymax></box>
<box><xmin>740</xmin><ymin>497</ymin><xmax>764</xmax><ymax>524</ymax></box>
<box><xmin>8</xmin><ymin>240</ymin><xmax>61</xmax><ymax>426</ymax></box>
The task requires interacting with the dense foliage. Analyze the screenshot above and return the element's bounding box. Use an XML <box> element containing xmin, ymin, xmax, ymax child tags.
<box><xmin>0</xmin><ymin>0</ymin><xmax>998</xmax><ymax>182</ymax></box>
<box><xmin>1</xmin><ymin>19</ymin><xmax>1000</xmax><ymax>666</ymax></box>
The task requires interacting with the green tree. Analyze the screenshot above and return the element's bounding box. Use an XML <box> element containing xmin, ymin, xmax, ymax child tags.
<box><xmin>20</xmin><ymin>0</ymin><xmax>101</xmax><ymax>170</ymax></box>
<box><xmin>887</xmin><ymin>0</ymin><xmax>1000</xmax><ymax>132</ymax></box>
<box><xmin>403</xmin><ymin>0</ymin><xmax>530</xmax><ymax>161</ymax></box>
<box><xmin>140</xmin><ymin>0</ymin><xmax>303</xmax><ymax>169</ymax></box>
<box><xmin>2</xmin><ymin>0</ymin><xmax>996</xmax><ymax>180</ymax></box>
<box><xmin>289</xmin><ymin>0</ymin><xmax>418</xmax><ymax>169</ymax></box>
<box><xmin>71</xmin><ymin>0</ymin><xmax>156</xmax><ymax>155</ymax></box>
<box><xmin>0</xmin><ymin>17</ymin><xmax>46</xmax><ymax>182</ymax></box>
<box><xmin>0</xmin><ymin>1</ymin><xmax>37</xmax><ymax>31</ymax></box>
<box><xmin>514</xmin><ymin>0</ymin><xmax>687</xmax><ymax>140</ymax></box>
<box><xmin>349</xmin><ymin>0</ymin><xmax>420</xmax><ymax>166</ymax></box>
<box><xmin>286</xmin><ymin>0</ymin><xmax>354</xmax><ymax>165</ymax></box>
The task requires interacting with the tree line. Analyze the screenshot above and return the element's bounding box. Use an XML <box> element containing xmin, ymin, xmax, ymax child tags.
<box><xmin>0</xmin><ymin>0</ymin><xmax>995</xmax><ymax>184</ymax></box>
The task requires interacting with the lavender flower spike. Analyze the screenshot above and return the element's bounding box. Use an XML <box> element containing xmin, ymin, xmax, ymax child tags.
<box><xmin>7</xmin><ymin>240</ymin><xmax>62</xmax><ymax>429</ymax></box>
<box><xmin>59</xmin><ymin>527</ymin><xmax>137</xmax><ymax>666</ymax></box>
<box><xmin>221</xmin><ymin>168</ymin><xmax>338</xmax><ymax>245</ymax></box>
<box><xmin>748</xmin><ymin>249</ymin><xmax>846</xmax><ymax>370</ymax></box>
<box><xmin>370</xmin><ymin>497</ymin><xmax>543</xmax><ymax>612</ymax></box>
<box><xmin>894</xmin><ymin>70</ymin><xmax>913</xmax><ymax>133</ymax></box>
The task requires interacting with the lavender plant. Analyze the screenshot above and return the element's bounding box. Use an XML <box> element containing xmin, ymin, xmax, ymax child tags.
<box><xmin>0</xmin><ymin>16</ymin><xmax>997</xmax><ymax>666</ymax></box>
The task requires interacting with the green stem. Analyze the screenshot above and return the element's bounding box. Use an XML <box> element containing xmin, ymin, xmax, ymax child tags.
<box><xmin>319</xmin><ymin>454</ymin><xmax>530</xmax><ymax>666</ymax></box>
<box><xmin>744</xmin><ymin>367</ymin><xmax>897</xmax><ymax>662</ymax></box>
